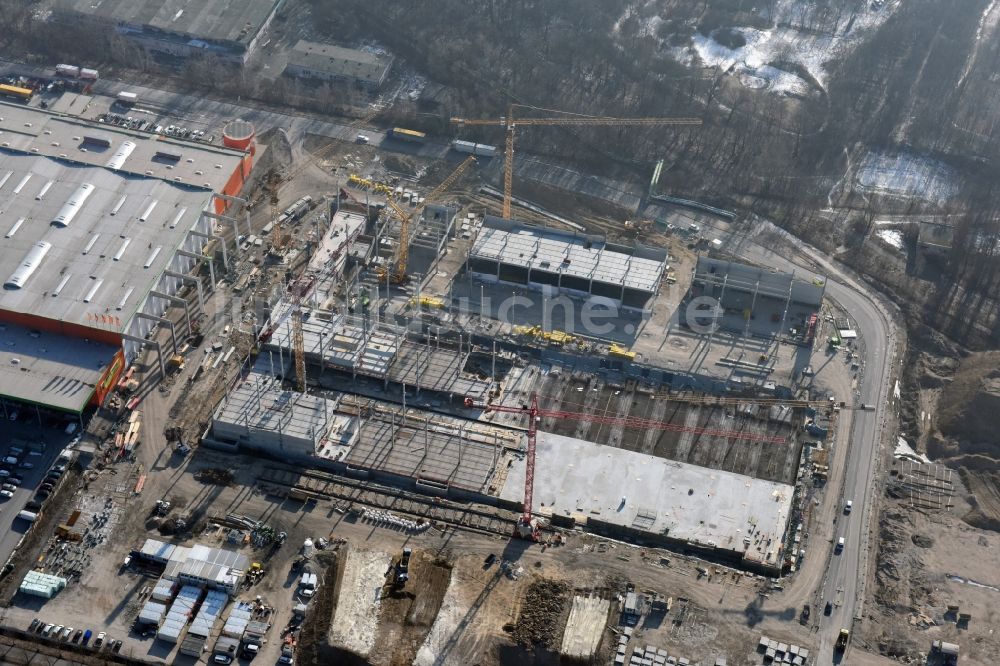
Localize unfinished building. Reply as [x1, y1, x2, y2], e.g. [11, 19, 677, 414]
[262, 311, 493, 401]
[499, 431, 794, 572]
[685, 257, 825, 339]
[468, 217, 667, 310]
[206, 373, 516, 497]
[205, 372, 795, 573]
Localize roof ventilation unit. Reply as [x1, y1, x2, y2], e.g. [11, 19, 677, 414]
[4, 241, 52, 289]
[51, 182, 94, 227]
[83, 279, 103, 303]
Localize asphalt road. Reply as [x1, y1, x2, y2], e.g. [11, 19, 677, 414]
[1, 58, 453, 166]
[725, 221, 897, 663]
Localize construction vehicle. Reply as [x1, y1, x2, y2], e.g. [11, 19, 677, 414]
[412, 295, 445, 309]
[376, 155, 477, 284]
[391, 547, 412, 588]
[835, 628, 850, 651]
[608, 343, 636, 361]
[512, 325, 575, 346]
[463, 393, 785, 539]
[451, 104, 701, 219]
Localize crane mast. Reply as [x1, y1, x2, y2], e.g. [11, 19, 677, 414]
[451, 104, 701, 219]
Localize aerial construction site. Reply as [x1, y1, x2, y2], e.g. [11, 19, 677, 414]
[0, 26, 899, 666]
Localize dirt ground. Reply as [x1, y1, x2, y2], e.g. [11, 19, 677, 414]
[370, 550, 452, 666]
[864, 469, 1000, 665]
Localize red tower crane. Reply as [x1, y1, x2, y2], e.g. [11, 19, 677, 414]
[464, 393, 788, 539]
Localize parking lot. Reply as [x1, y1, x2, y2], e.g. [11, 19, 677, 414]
[97, 108, 215, 143]
[0, 416, 79, 581]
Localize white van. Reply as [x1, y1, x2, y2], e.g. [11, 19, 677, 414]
[835, 537, 845, 553]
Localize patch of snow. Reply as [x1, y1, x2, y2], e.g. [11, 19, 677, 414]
[661, 0, 904, 95]
[327, 548, 392, 658]
[876, 229, 905, 251]
[687, 30, 811, 96]
[894, 436, 930, 463]
[856, 151, 959, 202]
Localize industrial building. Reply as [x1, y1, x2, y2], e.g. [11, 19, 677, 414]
[210, 374, 355, 458]
[205, 373, 793, 572]
[263, 311, 493, 401]
[52, 0, 286, 64]
[498, 431, 794, 572]
[0, 102, 253, 415]
[206, 373, 516, 496]
[469, 217, 668, 310]
[284, 40, 394, 90]
[690, 257, 825, 312]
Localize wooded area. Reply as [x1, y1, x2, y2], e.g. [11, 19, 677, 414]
[0, 0, 997, 346]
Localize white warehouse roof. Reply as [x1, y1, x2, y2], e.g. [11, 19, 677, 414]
[0, 150, 214, 332]
[471, 218, 666, 293]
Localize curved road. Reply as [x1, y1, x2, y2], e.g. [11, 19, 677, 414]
[724, 220, 898, 663]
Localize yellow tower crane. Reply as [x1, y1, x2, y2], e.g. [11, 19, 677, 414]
[450, 104, 702, 219]
[378, 154, 478, 284]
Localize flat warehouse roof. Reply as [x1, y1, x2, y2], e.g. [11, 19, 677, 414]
[288, 40, 392, 82]
[471, 218, 666, 293]
[0, 103, 246, 189]
[499, 431, 794, 569]
[0, 321, 117, 412]
[54, 0, 282, 47]
[0, 151, 214, 331]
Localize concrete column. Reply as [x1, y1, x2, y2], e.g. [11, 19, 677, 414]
[164, 270, 204, 311]
[136, 312, 178, 357]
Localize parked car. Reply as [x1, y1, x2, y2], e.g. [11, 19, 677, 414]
[0, 490, 14, 500]
[28, 618, 39, 632]
[7, 477, 21, 486]
[82, 629, 92, 645]
[112, 639, 123, 652]
[2, 483, 16, 492]
[61, 626, 73, 640]
[72, 629, 82, 643]
[94, 631, 106, 647]
[19, 461, 34, 469]
[42, 624, 54, 636]
[277, 656, 294, 665]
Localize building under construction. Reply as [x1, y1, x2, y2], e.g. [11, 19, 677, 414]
[262, 311, 494, 402]
[469, 217, 668, 310]
[206, 369, 796, 573]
